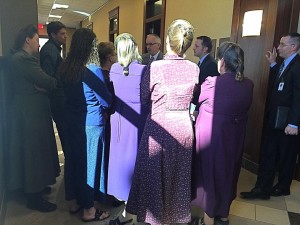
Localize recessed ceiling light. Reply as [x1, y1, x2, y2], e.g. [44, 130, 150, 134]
[73, 10, 90, 17]
[52, 3, 69, 9]
[49, 14, 62, 18]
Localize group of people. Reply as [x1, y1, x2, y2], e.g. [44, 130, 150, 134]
[5, 16, 300, 225]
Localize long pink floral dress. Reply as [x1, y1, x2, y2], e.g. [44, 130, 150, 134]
[127, 54, 199, 225]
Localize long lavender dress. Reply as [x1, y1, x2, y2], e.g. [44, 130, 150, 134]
[192, 73, 253, 217]
[107, 61, 147, 201]
[127, 54, 199, 225]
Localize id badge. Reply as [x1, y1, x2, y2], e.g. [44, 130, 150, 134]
[278, 82, 284, 91]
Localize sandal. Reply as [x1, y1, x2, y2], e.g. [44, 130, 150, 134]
[82, 209, 110, 222]
[214, 217, 229, 225]
[108, 217, 133, 225]
[188, 217, 200, 225]
[199, 217, 206, 225]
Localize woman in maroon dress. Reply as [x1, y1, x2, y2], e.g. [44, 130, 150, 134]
[126, 19, 199, 225]
[192, 42, 254, 225]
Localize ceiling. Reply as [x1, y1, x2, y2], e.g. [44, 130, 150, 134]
[37, 0, 109, 28]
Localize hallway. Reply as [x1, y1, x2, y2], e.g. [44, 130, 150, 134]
[3, 134, 300, 225]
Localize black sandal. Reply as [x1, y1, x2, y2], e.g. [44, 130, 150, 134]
[82, 209, 110, 222]
[214, 217, 229, 225]
[188, 217, 200, 225]
[108, 217, 133, 225]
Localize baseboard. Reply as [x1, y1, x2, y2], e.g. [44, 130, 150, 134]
[0, 188, 6, 225]
[241, 156, 259, 175]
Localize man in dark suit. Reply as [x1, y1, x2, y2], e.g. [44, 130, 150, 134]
[191, 36, 219, 118]
[240, 32, 300, 200]
[193, 36, 219, 84]
[142, 34, 163, 65]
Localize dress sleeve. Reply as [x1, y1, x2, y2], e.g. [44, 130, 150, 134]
[83, 66, 112, 109]
[14, 54, 57, 91]
[149, 62, 163, 102]
[140, 65, 151, 107]
[199, 77, 214, 105]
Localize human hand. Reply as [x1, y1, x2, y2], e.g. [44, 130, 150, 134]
[34, 84, 47, 93]
[265, 47, 277, 64]
[191, 110, 199, 121]
[284, 125, 298, 135]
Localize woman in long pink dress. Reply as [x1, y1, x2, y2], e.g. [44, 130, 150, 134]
[127, 19, 199, 225]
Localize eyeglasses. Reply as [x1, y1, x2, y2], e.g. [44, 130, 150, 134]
[146, 42, 158, 46]
[278, 42, 294, 47]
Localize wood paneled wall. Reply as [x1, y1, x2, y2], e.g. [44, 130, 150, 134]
[231, 0, 300, 178]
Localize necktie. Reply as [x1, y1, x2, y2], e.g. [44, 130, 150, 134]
[277, 62, 285, 79]
[149, 56, 155, 64]
[145, 56, 154, 75]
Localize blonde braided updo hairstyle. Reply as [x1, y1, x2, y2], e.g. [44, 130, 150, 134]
[166, 19, 194, 57]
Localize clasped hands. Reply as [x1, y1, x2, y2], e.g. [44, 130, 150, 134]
[285, 125, 298, 135]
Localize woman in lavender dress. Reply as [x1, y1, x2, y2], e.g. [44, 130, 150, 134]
[107, 33, 147, 224]
[192, 42, 254, 225]
[126, 19, 199, 225]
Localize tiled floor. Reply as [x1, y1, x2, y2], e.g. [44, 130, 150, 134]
[3, 132, 300, 225]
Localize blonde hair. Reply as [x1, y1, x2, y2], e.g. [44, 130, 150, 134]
[166, 19, 194, 57]
[114, 33, 142, 71]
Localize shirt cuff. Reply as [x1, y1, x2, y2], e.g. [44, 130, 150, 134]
[288, 124, 298, 129]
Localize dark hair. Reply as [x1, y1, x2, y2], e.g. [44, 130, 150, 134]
[59, 28, 97, 84]
[47, 21, 66, 38]
[98, 42, 115, 67]
[13, 24, 38, 52]
[197, 36, 213, 53]
[216, 42, 244, 81]
[283, 32, 300, 50]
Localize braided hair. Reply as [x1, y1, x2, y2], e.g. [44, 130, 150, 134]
[166, 19, 194, 57]
[216, 42, 244, 81]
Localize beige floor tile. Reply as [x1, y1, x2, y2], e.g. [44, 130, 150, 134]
[285, 194, 300, 214]
[230, 200, 255, 220]
[236, 170, 287, 211]
[256, 205, 290, 225]
[229, 215, 274, 225]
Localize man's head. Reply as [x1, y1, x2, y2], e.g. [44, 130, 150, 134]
[145, 34, 161, 56]
[277, 32, 300, 59]
[194, 36, 212, 59]
[47, 21, 67, 46]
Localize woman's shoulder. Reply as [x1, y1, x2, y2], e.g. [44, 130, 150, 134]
[12, 50, 32, 61]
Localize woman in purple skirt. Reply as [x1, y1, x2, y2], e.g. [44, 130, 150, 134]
[192, 42, 254, 225]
